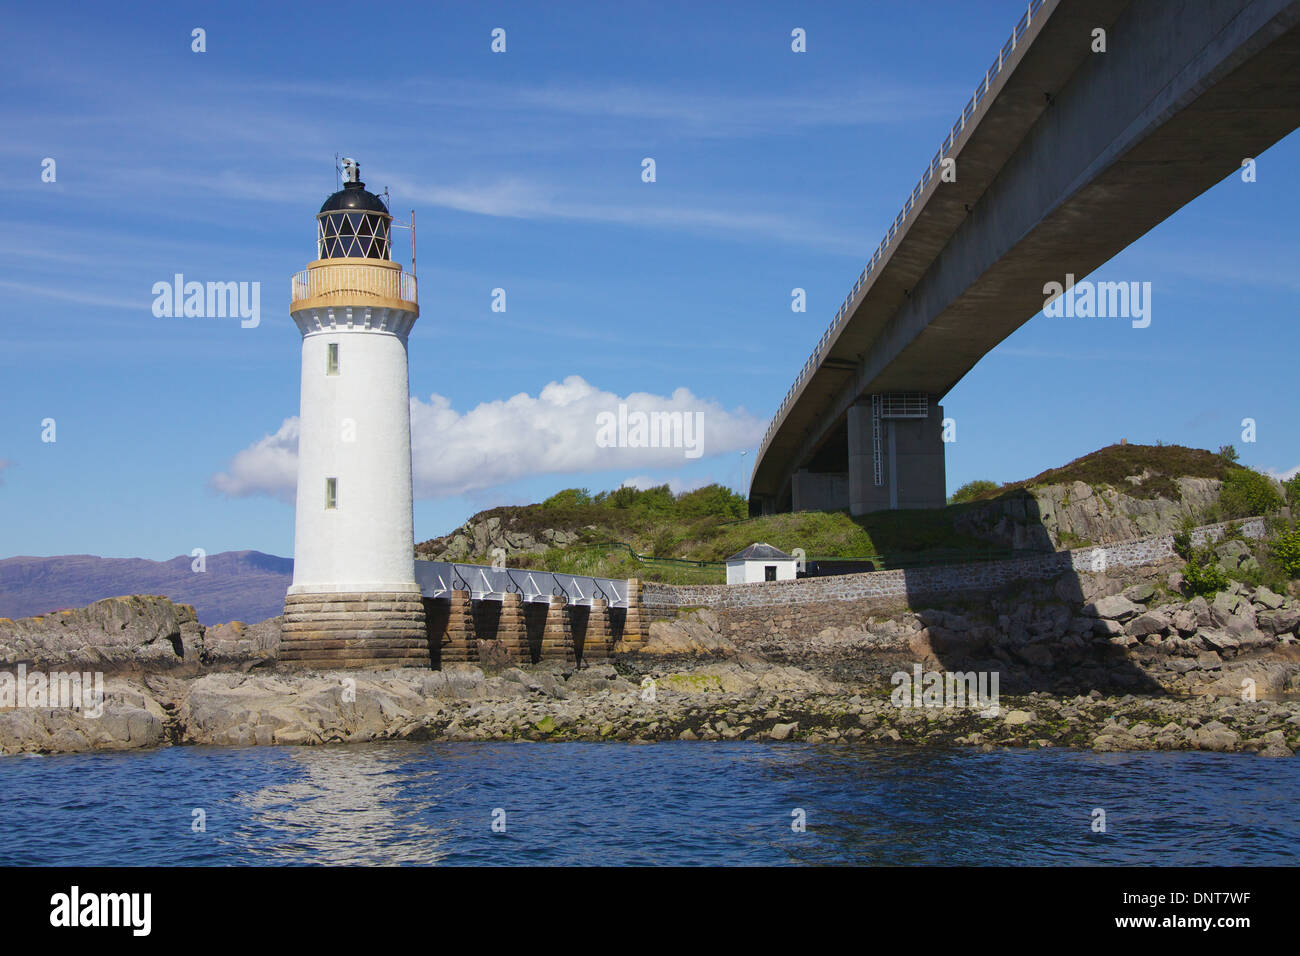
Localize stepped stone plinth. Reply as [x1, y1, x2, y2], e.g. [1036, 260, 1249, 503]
[280, 591, 429, 669]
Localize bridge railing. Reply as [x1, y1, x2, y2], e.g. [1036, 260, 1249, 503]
[757, 0, 1047, 467]
[414, 559, 629, 608]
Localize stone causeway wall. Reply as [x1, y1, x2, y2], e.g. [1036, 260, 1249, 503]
[641, 517, 1267, 615]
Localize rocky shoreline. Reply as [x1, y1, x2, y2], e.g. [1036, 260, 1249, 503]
[1, 652, 1297, 759]
[2, 548, 1298, 758]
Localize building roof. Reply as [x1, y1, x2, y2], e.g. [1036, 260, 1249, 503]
[726, 542, 795, 562]
[319, 180, 390, 215]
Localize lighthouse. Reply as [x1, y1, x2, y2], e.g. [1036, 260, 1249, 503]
[279, 159, 429, 669]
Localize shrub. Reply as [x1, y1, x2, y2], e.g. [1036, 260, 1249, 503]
[1172, 529, 1193, 561]
[1219, 468, 1284, 519]
[541, 488, 592, 509]
[1284, 474, 1300, 511]
[1273, 528, 1300, 579]
[1218, 444, 1240, 464]
[1182, 548, 1230, 598]
[676, 484, 747, 520]
[949, 479, 1000, 504]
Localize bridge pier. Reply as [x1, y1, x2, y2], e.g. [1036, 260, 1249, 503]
[579, 598, 612, 661]
[441, 589, 478, 663]
[542, 596, 576, 663]
[847, 396, 946, 515]
[497, 592, 531, 664]
[617, 579, 649, 651]
[792, 469, 849, 512]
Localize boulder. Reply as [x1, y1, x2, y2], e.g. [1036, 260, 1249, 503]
[1254, 587, 1286, 611]
[1083, 595, 1143, 622]
[202, 617, 280, 668]
[770, 721, 798, 741]
[1198, 630, 1240, 652]
[640, 609, 735, 656]
[1123, 583, 1157, 604]
[1258, 607, 1300, 636]
[1189, 721, 1240, 752]
[1126, 610, 1169, 638]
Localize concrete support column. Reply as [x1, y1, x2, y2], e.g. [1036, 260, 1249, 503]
[583, 599, 612, 661]
[846, 400, 877, 516]
[792, 468, 849, 512]
[497, 592, 531, 664]
[847, 398, 946, 515]
[441, 589, 478, 663]
[892, 402, 947, 511]
[541, 596, 575, 663]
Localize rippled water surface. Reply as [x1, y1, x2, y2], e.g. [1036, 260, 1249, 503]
[0, 743, 1295, 865]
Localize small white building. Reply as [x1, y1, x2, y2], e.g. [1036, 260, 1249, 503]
[726, 543, 798, 585]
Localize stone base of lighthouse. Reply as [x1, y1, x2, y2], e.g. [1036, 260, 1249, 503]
[279, 592, 429, 669]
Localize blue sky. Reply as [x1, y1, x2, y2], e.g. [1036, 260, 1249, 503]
[1, 0, 1296, 561]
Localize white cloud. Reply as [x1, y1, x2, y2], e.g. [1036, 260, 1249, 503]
[212, 376, 764, 502]
[1266, 463, 1300, 482]
[209, 419, 300, 502]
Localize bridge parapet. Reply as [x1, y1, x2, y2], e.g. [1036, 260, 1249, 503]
[414, 560, 629, 608]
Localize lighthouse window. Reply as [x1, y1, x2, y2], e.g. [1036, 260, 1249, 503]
[326, 343, 339, 375]
[325, 477, 337, 510]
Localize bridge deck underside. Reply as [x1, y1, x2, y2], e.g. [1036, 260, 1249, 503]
[751, 0, 1300, 510]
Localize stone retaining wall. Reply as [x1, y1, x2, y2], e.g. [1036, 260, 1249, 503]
[641, 518, 1267, 615]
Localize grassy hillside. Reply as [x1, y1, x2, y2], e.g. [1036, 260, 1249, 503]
[416, 444, 1286, 584]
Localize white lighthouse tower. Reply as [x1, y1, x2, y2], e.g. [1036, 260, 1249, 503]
[280, 159, 429, 669]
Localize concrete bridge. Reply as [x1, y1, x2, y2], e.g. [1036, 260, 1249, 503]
[748, 0, 1300, 517]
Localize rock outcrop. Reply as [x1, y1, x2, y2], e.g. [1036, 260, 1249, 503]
[955, 477, 1226, 550]
[0, 595, 204, 673]
[416, 515, 586, 562]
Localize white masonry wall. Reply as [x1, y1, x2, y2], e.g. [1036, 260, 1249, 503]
[288, 326, 419, 595]
[727, 559, 798, 585]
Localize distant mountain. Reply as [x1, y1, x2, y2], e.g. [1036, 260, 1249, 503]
[0, 550, 293, 626]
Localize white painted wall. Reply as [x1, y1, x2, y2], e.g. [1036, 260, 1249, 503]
[726, 559, 797, 585]
[288, 325, 419, 595]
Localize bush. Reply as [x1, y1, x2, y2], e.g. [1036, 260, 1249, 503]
[1172, 529, 1193, 561]
[541, 488, 592, 509]
[1284, 474, 1300, 511]
[1273, 528, 1300, 579]
[949, 479, 1000, 504]
[1218, 444, 1240, 464]
[1182, 548, 1230, 598]
[676, 484, 747, 520]
[1219, 468, 1284, 519]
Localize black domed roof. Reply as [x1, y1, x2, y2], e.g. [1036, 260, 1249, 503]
[319, 181, 390, 215]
